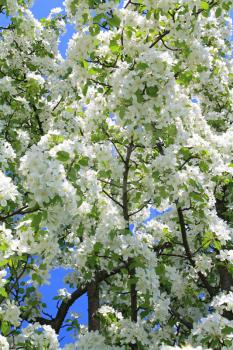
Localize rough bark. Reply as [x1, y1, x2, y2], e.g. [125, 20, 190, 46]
[87, 279, 100, 331]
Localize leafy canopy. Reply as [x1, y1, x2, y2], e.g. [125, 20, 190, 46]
[0, 0, 233, 349]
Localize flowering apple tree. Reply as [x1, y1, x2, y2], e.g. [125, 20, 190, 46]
[0, 0, 233, 349]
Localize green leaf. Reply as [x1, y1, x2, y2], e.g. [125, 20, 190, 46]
[27, 286, 36, 294]
[213, 240, 221, 251]
[135, 63, 149, 71]
[199, 160, 209, 173]
[109, 39, 121, 53]
[167, 125, 177, 138]
[1, 321, 10, 336]
[109, 15, 121, 27]
[190, 192, 205, 202]
[79, 156, 89, 167]
[202, 231, 213, 248]
[215, 7, 222, 17]
[135, 90, 145, 103]
[39, 263, 47, 270]
[82, 82, 89, 96]
[32, 212, 42, 231]
[32, 273, 43, 284]
[50, 134, 64, 144]
[89, 24, 100, 36]
[0, 241, 8, 252]
[0, 287, 7, 298]
[200, 1, 209, 10]
[146, 86, 158, 97]
[224, 340, 232, 347]
[56, 151, 70, 162]
[0, 259, 8, 268]
[93, 242, 103, 253]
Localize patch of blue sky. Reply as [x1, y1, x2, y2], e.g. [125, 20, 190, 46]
[12, 213, 23, 223]
[119, 0, 125, 8]
[208, 306, 214, 313]
[145, 206, 173, 224]
[206, 245, 215, 253]
[151, 323, 161, 332]
[191, 97, 199, 104]
[31, 0, 75, 57]
[39, 268, 88, 347]
[198, 292, 206, 301]
[0, 12, 10, 27]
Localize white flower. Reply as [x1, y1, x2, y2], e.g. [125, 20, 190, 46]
[6, 0, 19, 15]
[58, 288, 71, 300]
[17, 323, 59, 350]
[50, 7, 63, 15]
[0, 300, 21, 327]
[194, 255, 212, 276]
[98, 305, 115, 316]
[212, 292, 233, 314]
[0, 335, 9, 350]
[98, 305, 123, 320]
[217, 250, 233, 264]
[27, 72, 45, 86]
[0, 140, 16, 165]
[0, 171, 18, 207]
[0, 270, 7, 288]
[192, 313, 233, 341]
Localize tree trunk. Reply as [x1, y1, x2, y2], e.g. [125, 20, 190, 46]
[87, 279, 100, 331]
[129, 265, 138, 350]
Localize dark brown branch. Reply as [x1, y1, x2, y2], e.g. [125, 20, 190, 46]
[169, 308, 193, 330]
[149, 30, 170, 49]
[52, 97, 63, 112]
[31, 104, 44, 135]
[122, 141, 139, 350]
[98, 178, 121, 188]
[218, 265, 233, 292]
[102, 128, 126, 164]
[36, 263, 131, 333]
[130, 267, 137, 323]
[0, 205, 39, 222]
[161, 37, 180, 51]
[130, 265, 138, 350]
[177, 206, 216, 297]
[177, 207, 193, 261]
[110, 139, 126, 164]
[129, 199, 151, 217]
[159, 253, 187, 259]
[0, 205, 28, 222]
[124, 0, 141, 8]
[102, 188, 123, 208]
[122, 141, 134, 222]
[179, 156, 200, 170]
[88, 278, 100, 331]
[89, 78, 112, 88]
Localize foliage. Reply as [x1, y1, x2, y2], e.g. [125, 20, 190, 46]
[0, 0, 233, 349]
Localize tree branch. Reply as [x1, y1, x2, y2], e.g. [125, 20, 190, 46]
[177, 206, 216, 297]
[169, 308, 193, 330]
[36, 262, 132, 333]
[149, 30, 170, 49]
